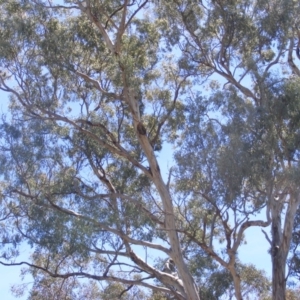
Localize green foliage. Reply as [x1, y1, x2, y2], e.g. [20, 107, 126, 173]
[1, 0, 300, 299]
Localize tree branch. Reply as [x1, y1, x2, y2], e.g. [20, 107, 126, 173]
[288, 37, 300, 76]
[0, 260, 171, 294]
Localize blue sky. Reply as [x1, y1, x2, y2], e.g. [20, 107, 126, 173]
[0, 88, 273, 298]
[157, 144, 273, 276]
[2, 1, 298, 297]
[0, 228, 272, 299]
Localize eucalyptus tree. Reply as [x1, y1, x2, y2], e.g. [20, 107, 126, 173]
[0, 0, 199, 299]
[1, 0, 300, 300]
[157, 0, 300, 299]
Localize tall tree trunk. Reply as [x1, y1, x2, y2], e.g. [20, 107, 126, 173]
[229, 265, 243, 300]
[271, 220, 286, 300]
[128, 93, 200, 300]
[271, 191, 300, 300]
[272, 250, 286, 300]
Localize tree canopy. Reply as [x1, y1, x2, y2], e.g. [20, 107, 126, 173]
[1, 0, 300, 299]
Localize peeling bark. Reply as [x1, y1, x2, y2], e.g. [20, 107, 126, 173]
[271, 191, 300, 300]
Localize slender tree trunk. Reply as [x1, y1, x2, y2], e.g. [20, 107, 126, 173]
[229, 265, 243, 300]
[272, 251, 286, 300]
[271, 191, 300, 300]
[127, 92, 200, 300]
[271, 220, 286, 300]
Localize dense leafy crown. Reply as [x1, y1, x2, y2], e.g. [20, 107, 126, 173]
[1, 0, 300, 299]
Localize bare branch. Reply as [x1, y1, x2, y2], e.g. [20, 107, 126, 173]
[128, 249, 186, 299]
[125, 0, 149, 31]
[115, 0, 128, 55]
[288, 37, 300, 76]
[75, 71, 121, 100]
[0, 260, 171, 294]
[232, 219, 271, 253]
[77, 2, 115, 53]
[261, 229, 272, 245]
